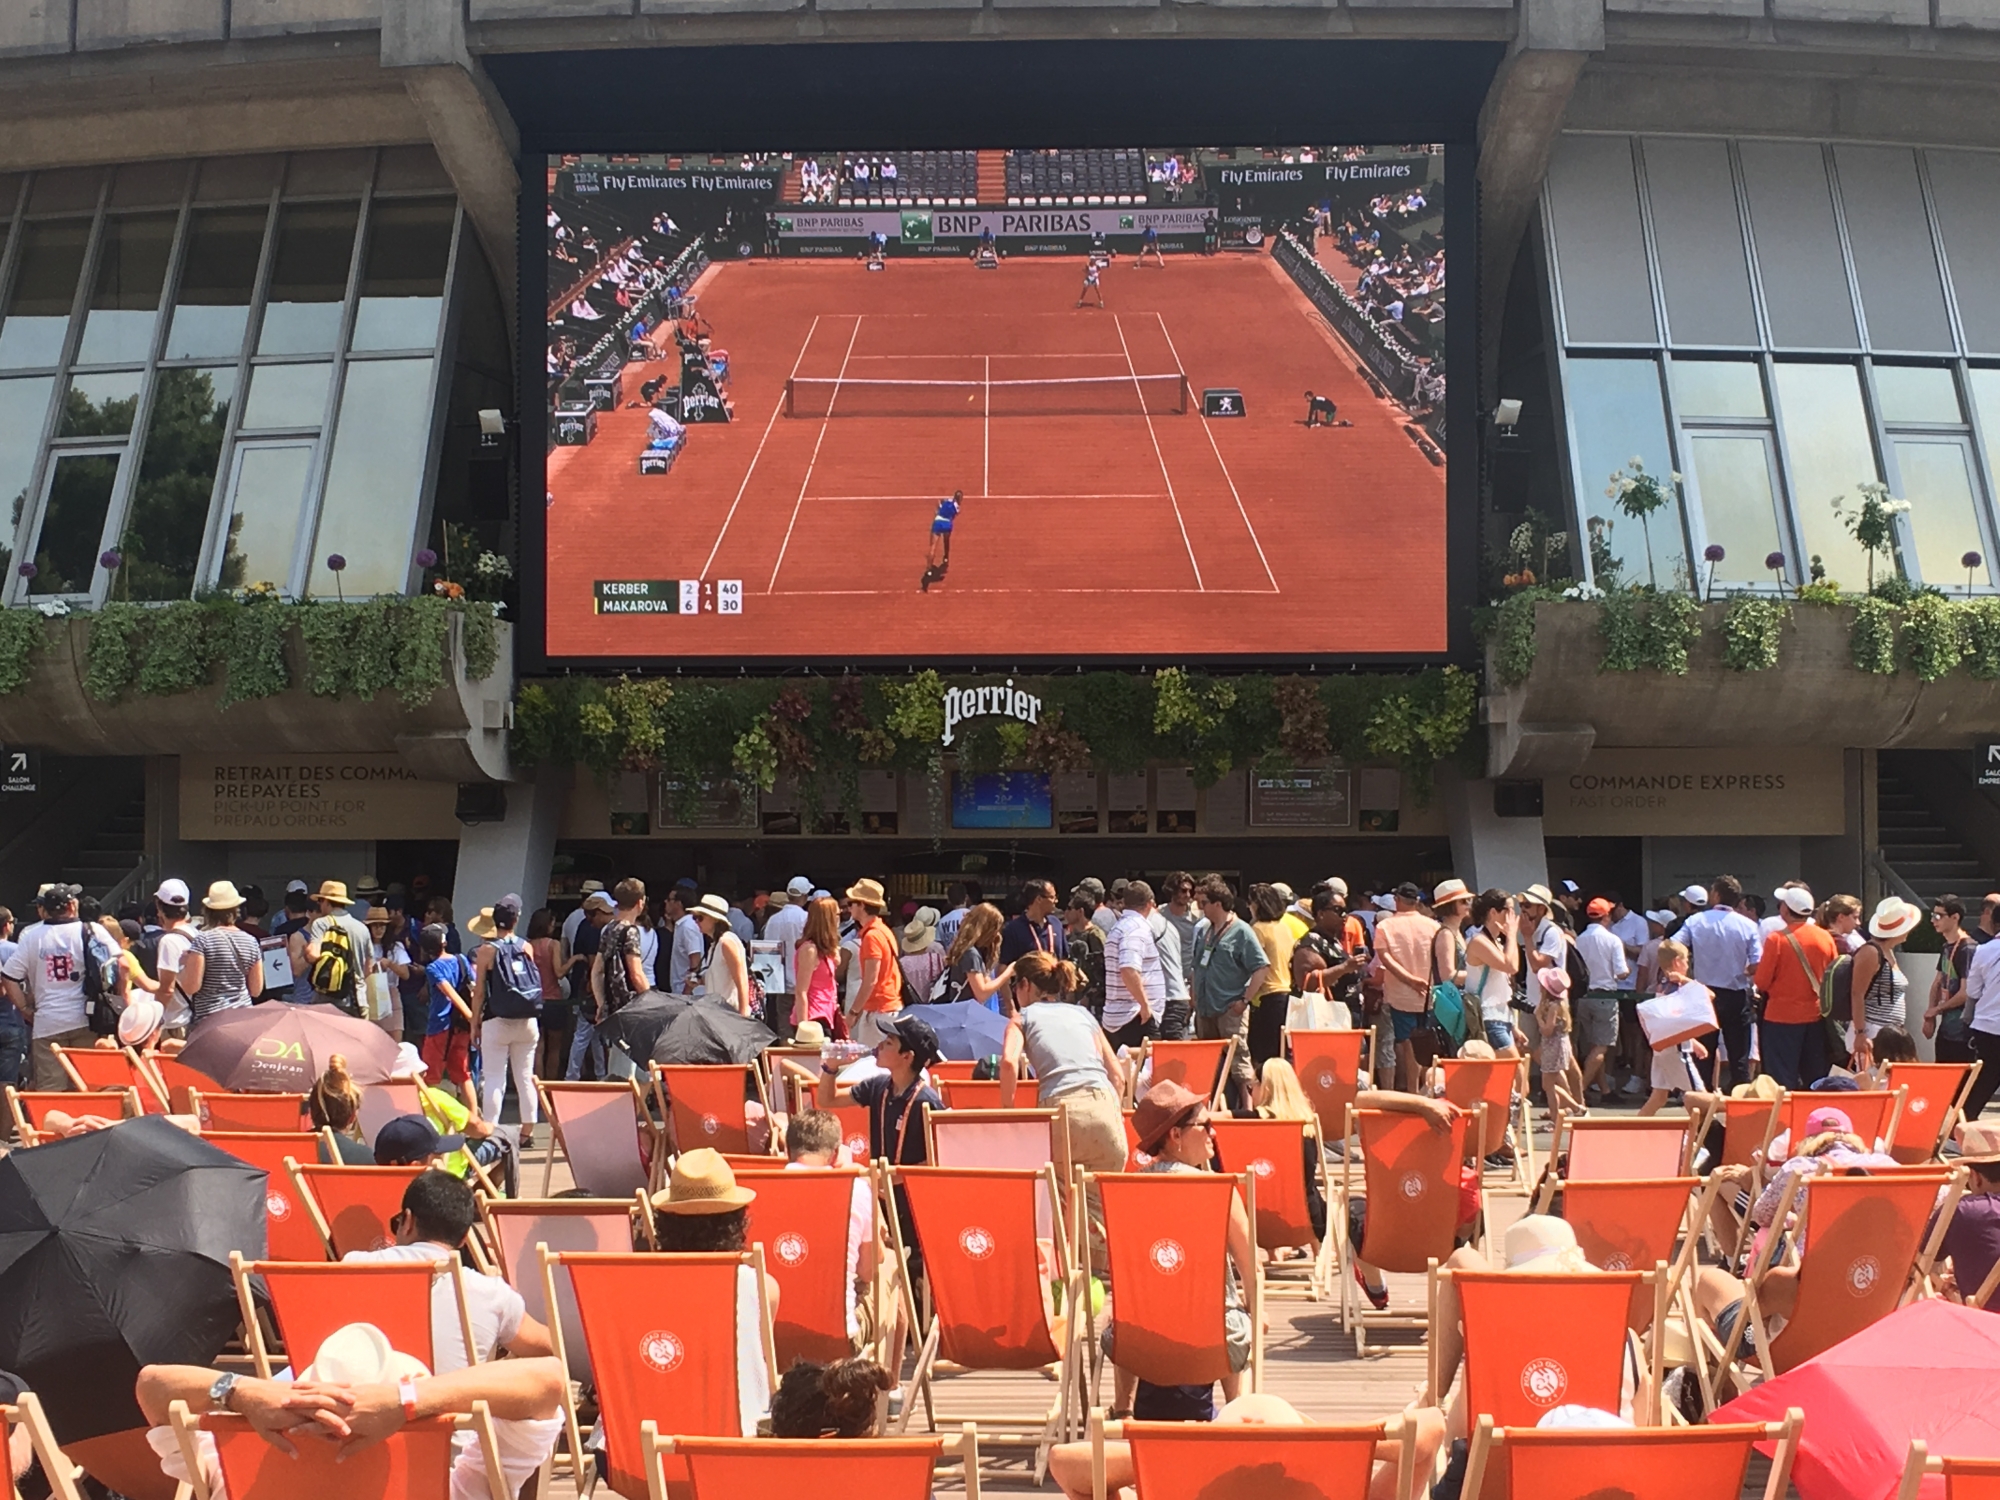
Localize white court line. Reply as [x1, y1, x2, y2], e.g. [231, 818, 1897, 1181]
[767, 585, 1278, 597]
[842, 352, 1131, 361]
[766, 314, 864, 593]
[1153, 310, 1280, 593]
[1113, 313, 1202, 591]
[804, 492, 1172, 503]
[695, 314, 822, 581]
[983, 354, 990, 497]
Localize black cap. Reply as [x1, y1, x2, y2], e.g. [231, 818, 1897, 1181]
[1394, 881, 1425, 902]
[880, 1013, 942, 1068]
[36, 883, 80, 911]
[374, 1113, 463, 1165]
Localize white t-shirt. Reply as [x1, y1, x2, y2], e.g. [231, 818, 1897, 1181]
[343, 1243, 526, 1372]
[762, 903, 807, 992]
[2, 919, 107, 1037]
[1609, 912, 1649, 990]
[699, 930, 747, 1011]
[637, 926, 659, 990]
[155, 927, 195, 1028]
[1576, 924, 1631, 992]
[1148, 910, 1188, 1002]
[1103, 911, 1162, 1031]
[670, 914, 705, 994]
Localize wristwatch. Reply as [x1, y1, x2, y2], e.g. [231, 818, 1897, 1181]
[208, 1372, 238, 1411]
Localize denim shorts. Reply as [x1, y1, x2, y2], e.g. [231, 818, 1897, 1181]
[1391, 1008, 1428, 1044]
[1483, 1020, 1515, 1052]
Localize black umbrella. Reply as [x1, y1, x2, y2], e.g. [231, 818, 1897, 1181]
[0, 1116, 267, 1443]
[599, 990, 696, 1063]
[651, 1002, 777, 1066]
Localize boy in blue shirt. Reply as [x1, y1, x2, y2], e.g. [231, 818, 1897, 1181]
[420, 922, 476, 1099]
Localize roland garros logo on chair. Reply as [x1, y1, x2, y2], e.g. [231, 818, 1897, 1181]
[701, 1114, 721, 1136]
[1520, 1358, 1568, 1407]
[959, 1226, 997, 1261]
[1847, 1254, 1882, 1297]
[1148, 1238, 1186, 1275]
[775, 1232, 809, 1267]
[640, 1330, 686, 1373]
[1399, 1172, 1427, 1199]
[266, 1191, 292, 1221]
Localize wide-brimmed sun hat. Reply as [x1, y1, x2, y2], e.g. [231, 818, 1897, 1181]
[1869, 896, 1922, 940]
[844, 878, 889, 910]
[299, 1322, 431, 1385]
[651, 1147, 756, 1215]
[694, 894, 732, 923]
[901, 907, 940, 953]
[201, 880, 246, 911]
[1432, 879, 1472, 907]
[316, 880, 352, 906]
[1133, 1079, 1207, 1157]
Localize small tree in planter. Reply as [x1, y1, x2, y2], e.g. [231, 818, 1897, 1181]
[1606, 458, 1680, 591]
[1832, 481, 1910, 594]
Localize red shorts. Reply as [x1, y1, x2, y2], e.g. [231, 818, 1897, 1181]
[421, 1028, 471, 1086]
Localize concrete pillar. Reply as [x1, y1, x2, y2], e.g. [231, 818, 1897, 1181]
[451, 765, 570, 920]
[381, 0, 521, 335]
[1475, 0, 1602, 410]
[1441, 764, 1549, 895]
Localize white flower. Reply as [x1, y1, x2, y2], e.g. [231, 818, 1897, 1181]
[1670, 472, 1683, 483]
[1630, 456, 1645, 469]
[1619, 478, 1636, 495]
[1563, 582, 1605, 600]
[1883, 499, 1911, 516]
[1604, 486, 1618, 499]
[32, 599, 69, 618]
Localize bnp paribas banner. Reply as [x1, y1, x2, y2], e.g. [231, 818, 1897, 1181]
[769, 205, 1215, 256]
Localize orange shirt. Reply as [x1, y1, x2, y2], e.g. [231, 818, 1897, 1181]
[1373, 910, 1441, 1013]
[856, 919, 903, 1013]
[1754, 919, 1838, 1025]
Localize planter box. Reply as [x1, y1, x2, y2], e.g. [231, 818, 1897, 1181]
[1485, 600, 2000, 778]
[0, 614, 515, 783]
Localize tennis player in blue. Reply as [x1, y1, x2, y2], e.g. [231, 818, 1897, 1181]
[921, 490, 963, 592]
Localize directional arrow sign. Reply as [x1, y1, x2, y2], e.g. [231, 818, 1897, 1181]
[0, 747, 35, 794]
[1983, 744, 2000, 790]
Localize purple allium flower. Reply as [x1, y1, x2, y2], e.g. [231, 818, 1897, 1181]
[1966, 552, 1984, 572]
[1704, 544, 1726, 563]
[16, 563, 36, 580]
[326, 554, 347, 572]
[99, 549, 122, 569]
[1765, 552, 1786, 572]
[415, 549, 438, 569]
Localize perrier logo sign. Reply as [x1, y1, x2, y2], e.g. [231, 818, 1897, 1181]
[900, 210, 934, 245]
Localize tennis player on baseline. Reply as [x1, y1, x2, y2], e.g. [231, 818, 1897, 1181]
[1076, 257, 1105, 309]
[921, 490, 963, 592]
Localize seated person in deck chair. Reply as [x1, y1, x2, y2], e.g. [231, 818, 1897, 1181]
[1346, 1092, 1485, 1312]
[136, 1324, 565, 1500]
[649, 1147, 782, 1321]
[767, 1357, 894, 1438]
[785, 1109, 907, 1371]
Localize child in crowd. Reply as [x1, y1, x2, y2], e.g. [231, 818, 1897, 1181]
[1854, 1024, 1918, 1088]
[1638, 939, 1708, 1117]
[1534, 967, 1584, 1119]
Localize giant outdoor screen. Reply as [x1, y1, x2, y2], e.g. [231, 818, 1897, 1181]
[539, 145, 1452, 662]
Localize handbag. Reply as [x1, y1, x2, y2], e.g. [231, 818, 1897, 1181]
[365, 968, 396, 1024]
[1429, 933, 1469, 1047]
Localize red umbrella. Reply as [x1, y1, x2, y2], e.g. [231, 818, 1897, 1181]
[174, 1000, 399, 1092]
[1714, 1299, 2000, 1500]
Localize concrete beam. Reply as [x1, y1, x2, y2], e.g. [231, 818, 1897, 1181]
[1475, 0, 1599, 412]
[452, 765, 571, 933]
[382, 0, 521, 332]
[1441, 764, 1549, 895]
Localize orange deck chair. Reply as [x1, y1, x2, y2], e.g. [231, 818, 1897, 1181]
[5, 1086, 140, 1145]
[1287, 1029, 1370, 1149]
[1537, 1116, 1692, 1208]
[52, 1045, 163, 1111]
[230, 1251, 478, 1377]
[1093, 1413, 1411, 1500]
[2, 1388, 85, 1500]
[1208, 1115, 1330, 1300]
[286, 1160, 427, 1258]
[926, 1109, 1065, 1238]
[1135, 1038, 1233, 1106]
[188, 1089, 307, 1133]
[928, 1060, 980, 1084]
[541, 1248, 778, 1500]
[650, 1063, 774, 1158]
[1886, 1062, 1980, 1163]
[1463, 1411, 1802, 1500]
[1338, 1105, 1480, 1350]
[143, 1054, 218, 1115]
[203, 1131, 337, 1262]
[1433, 1267, 1668, 1454]
[1777, 1087, 1907, 1156]
[650, 1433, 981, 1500]
[889, 1165, 1077, 1476]
[1698, 1093, 1783, 1171]
[535, 1077, 658, 1196]
[1732, 1168, 1964, 1379]
[1092, 1168, 1264, 1397]
[1558, 1176, 1712, 1330]
[736, 1166, 884, 1368]
[167, 1399, 505, 1500]
[1899, 1442, 2000, 1499]
[355, 1079, 428, 1151]
[937, 1078, 1040, 1110]
[481, 1193, 654, 1384]
[1438, 1056, 1535, 1192]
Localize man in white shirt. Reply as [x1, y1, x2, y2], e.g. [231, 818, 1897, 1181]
[1518, 885, 1568, 976]
[1139, 885, 1188, 1038]
[1, 884, 117, 1089]
[1960, 933, 2000, 1119]
[1606, 892, 1652, 1098]
[1575, 899, 1632, 1100]
[1103, 888, 1164, 1051]
[761, 877, 811, 1035]
[153, 879, 198, 1036]
[666, 881, 705, 994]
[1678, 875, 1764, 1089]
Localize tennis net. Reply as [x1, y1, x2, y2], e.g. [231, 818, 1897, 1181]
[784, 372, 1189, 418]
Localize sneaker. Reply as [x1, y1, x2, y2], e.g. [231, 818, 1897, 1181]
[1620, 1078, 1646, 1098]
[1483, 1151, 1515, 1171]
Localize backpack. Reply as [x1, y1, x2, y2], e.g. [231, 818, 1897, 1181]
[131, 927, 163, 981]
[485, 934, 544, 1020]
[1562, 933, 1593, 998]
[62, 921, 115, 1036]
[310, 921, 356, 996]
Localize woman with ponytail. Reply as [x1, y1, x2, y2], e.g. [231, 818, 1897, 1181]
[308, 1053, 375, 1163]
[1000, 949, 1130, 1268]
[768, 1357, 895, 1438]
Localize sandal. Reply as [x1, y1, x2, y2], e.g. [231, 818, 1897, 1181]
[1354, 1261, 1390, 1311]
[518, 1128, 535, 1149]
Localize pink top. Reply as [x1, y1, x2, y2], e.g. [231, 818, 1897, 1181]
[803, 952, 838, 1023]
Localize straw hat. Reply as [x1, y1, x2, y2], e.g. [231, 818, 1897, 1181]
[299, 1323, 431, 1385]
[316, 880, 352, 906]
[793, 1020, 828, 1049]
[119, 996, 164, 1047]
[901, 907, 940, 954]
[693, 894, 731, 923]
[651, 1148, 755, 1215]
[466, 907, 500, 940]
[1431, 879, 1472, 908]
[1728, 1074, 1784, 1104]
[1518, 884, 1554, 909]
[844, 878, 888, 911]
[1132, 1079, 1206, 1157]
[1868, 897, 1922, 941]
[201, 880, 246, 911]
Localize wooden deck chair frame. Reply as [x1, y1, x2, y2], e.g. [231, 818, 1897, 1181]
[1337, 1103, 1485, 1352]
[1536, 1115, 1696, 1209]
[1090, 1409, 1409, 1500]
[1438, 1056, 1537, 1195]
[284, 1158, 427, 1260]
[200, 1130, 340, 1263]
[884, 1164, 1079, 1481]
[539, 1246, 780, 1498]
[643, 1430, 982, 1500]
[647, 1062, 776, 1159]
[187, 1089, 309, 1133]
[534, 1077, 658, 1197]
[924, 1108, 1065, 1173]
[1284, 1027, 1373, 1150]
[168, 1398, 506, 1500]
[1885, 1061, 1981, 1163]
[51, 1044, 160, 1109]
[230, 1250, 481, 1378]
[1776, 1086, 1909, 1159]
[140, 1054, 215, 1115]
[1206, 1114, 1334, 1302]
[1899, 1439, 2000, 1500]
[1130, 1036, 1238, 1107]
[1732, 1166, 1965, 1382]
[1463, 1409, 1802, 1500]
[2, 1391, 86, 1500]
[4, 1085, 141, 1145]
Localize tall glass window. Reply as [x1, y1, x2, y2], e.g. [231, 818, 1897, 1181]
[1771, 362, 1879, 588]
[0, 375, 54, 578]
[166, 208, 266, 362]
[308, 358, 434, 596]
[0, 220, 89, 370]
[257, 203, 358, 357]
[75, 213, 174, 366]
[351, 200, 454, 353]
[1564, 356, 1687, 591]
[123, 367, 235, 600]
[28, 451, 121, 595]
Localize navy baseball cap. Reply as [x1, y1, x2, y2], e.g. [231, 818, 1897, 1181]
[879, 1013, 941, 1068]
[374, 1113, 463, 1165]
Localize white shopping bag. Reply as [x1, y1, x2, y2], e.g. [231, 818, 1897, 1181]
[1287, 990, 1352, 1033]
[1637, 980, 1717, 1051]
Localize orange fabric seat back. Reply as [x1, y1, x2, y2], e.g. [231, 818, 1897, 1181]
[899, 1167, 1059, 1369]
[1718, 1099, 1779, 1170]
[1490, 1423, 1762, 1500]
[1781, 1089, 1898, 1152]
[201, 1412, 458, 1499]
[485, 1201, 639, 1385]
[293, 1164, 426, 1257]
[205, 1133, 330, 1262]
[1289, 1031, 1366, 1146]
[195, 1091, 308, 1133]
[1098, 1171, 1237, 1386]
[1148, 1041, 1227, 1100]
[8, 1089, 127, 1131]
[1124, 1421, 1381, 1500]
[929, 1061, 979, 1083]
[1456, 1271, 1638, 1432]
[542, 1082, 652, 1197]
[1559, 1177, 1694, 1329]
[738, 1167, 869, 1367]
[1886, 1063, 1969, 1162]
[938, 1079, 1036, 1110]
[356, 1080, 428, 1151]
[255, 1260, 440, 1370]
[1355, 1109, 1471, 1274]
[826, 1103, 872, 1164]
[565, 1253, 751, 1500]
[1940, 1458, 2000, 1497]
[1121, 1110, 1152, 1171]
[54, 1046, 154, 1106]
[677, 1436, 942, 1500]
[1438, 1059, 1518, 1159]
[1208, 1117, 1315, 1250]
[1772, 1173, 1938, 1373]
[1563, 1119, 1686, 1180]
[658, 1065, 758, 1156]
[148, 1055, 218, 1114]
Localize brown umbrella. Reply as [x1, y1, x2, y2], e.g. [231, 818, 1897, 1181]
[174, 1000, 398, 1091]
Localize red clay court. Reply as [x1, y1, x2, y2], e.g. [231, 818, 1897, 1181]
[546, 253, 1445, 658]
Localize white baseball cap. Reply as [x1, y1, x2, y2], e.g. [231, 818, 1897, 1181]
[1680, 885, 1710, 906]
[1645, 909, 1675, 927]
[154, 879, 190, 906]
[1777, 887, 1815, 916]
[285, 879, 309, 894]
[786, 875, 813, 898]
[1324, 878, 1348, 898]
